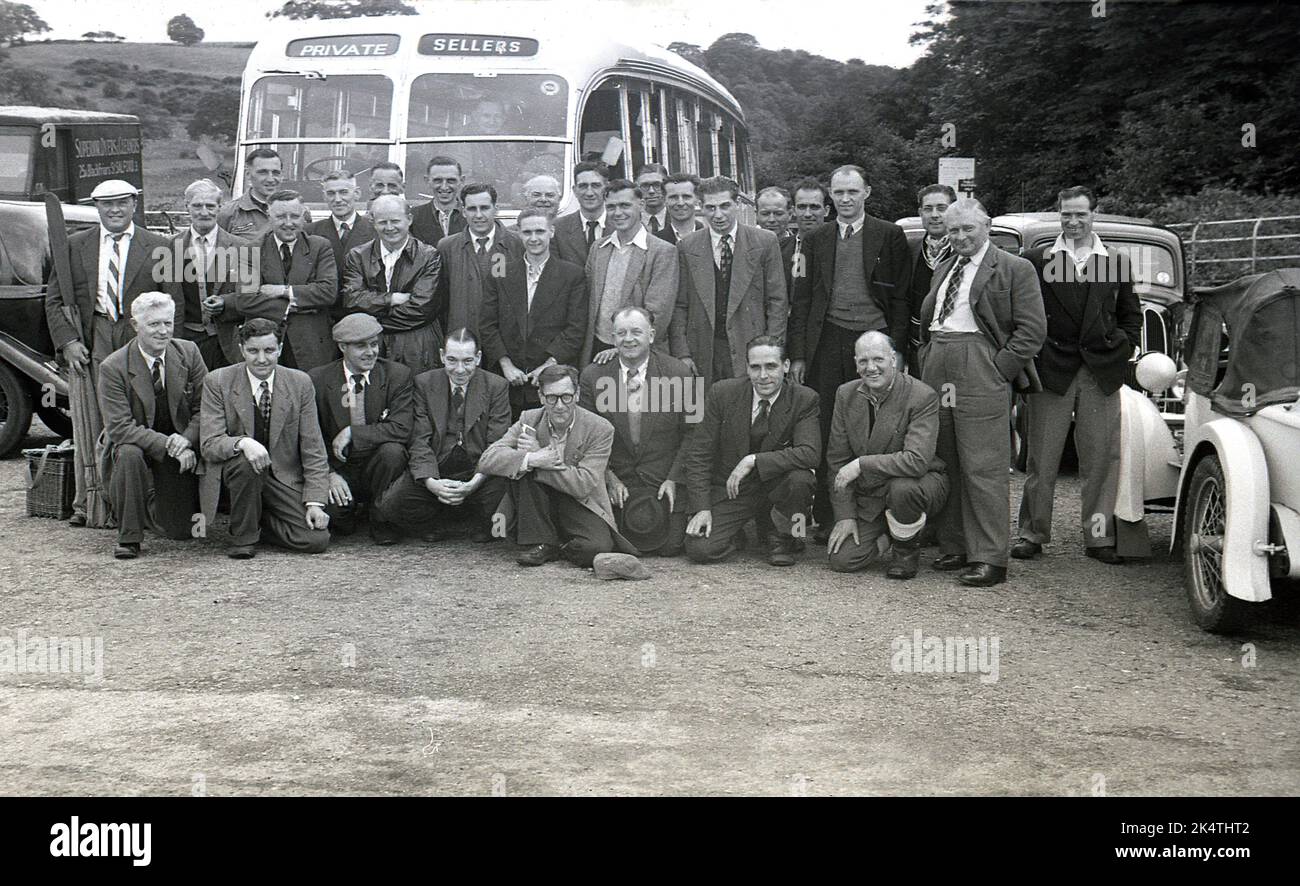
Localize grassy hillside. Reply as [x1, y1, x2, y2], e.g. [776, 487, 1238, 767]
[5, 41, 253, 210]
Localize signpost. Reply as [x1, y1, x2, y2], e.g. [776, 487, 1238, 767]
[939, 157, 976, 197]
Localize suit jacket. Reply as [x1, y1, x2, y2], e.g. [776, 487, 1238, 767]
[435, 223, 525, 336]
[308, 358, 414, 472]
[342, 236, 444, 333]
[479, 404, 635, 551]
[779, 232, 802, 305]
[578, 351, 696, 489]
[163, 227, 253, 365]
[682, 377, 820, 513]
[825, 373, 944, 524]
[671, 224, 787, 384]
[656, 219, 704, 246]
[308, 214, 377, 301]
[790, 215, 912, 362]
[479, 256, 587, 371]
[411, 202, 465, 248]
[408, 367, 511, 481]
[552, 210, 601, 267]
[918, 245, 1047, 392]
[1026, 244, 1142, 396]
[45, 225, 172, 351]
[98, 337, 208, 460]
[238, 231, 338, 370]
[581, 230, 680, 365]
[199, 363, 330, 505]
[906, 236, 947, 360]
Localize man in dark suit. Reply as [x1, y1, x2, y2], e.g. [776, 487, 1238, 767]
[785, 178, 830, 297]
[373, 327, 511, 542]
[635, 162, 670, 237]
[917, 198, 1046, 586]
[672, 176, 786, 387]
[164, 178, 254, 369]
[308, 171, 376, 309]
[480, 364, 638, 567]
[683, 336, 820, 566]
[658, 172, 704, 245]
[579, 306, 696, 556]
[906, 185, 957, 365]
[410, 156, 467, 247]
[1013, 186, 1142, 565]
[789, 165, 912, 540]
[825, 331, 948, 579]
[342, 195, 445, 376]
[238, 189, 338, 371]
[551, 161, 609, 266]
[480, 209, 587, 417]
[309, 313, 413, 545]
[45, 178, 170, 526]
[434, 183, 524, 339]
[97, 293, 207, 559]
[199, 317, 331, 558]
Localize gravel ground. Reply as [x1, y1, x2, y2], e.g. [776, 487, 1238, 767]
[1, 424, 1297, 796]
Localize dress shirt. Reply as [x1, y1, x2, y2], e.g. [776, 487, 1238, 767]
[751, 386, 782, 422]
[139, 343, 165, 388]
[709, 222, 740, 269]
[930, 240, 991, 334]
[647, 208, 668, 232]
[836, 214, 866, 240]
[580, 210, 607, 242]
[471, 226, 497, 253]
[1051, 232, 1108, 273]
[524, 255, 549, 309]
[380, 238, 407, 289]
[96, 223, 135, 317]
[620, 358, 649, 410]
[334, 212, 359, 240]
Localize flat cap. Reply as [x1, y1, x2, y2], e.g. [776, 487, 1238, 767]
[592, 553, 652, 581]
[331, 313, 384, 343]
[89, 179, 140, 200]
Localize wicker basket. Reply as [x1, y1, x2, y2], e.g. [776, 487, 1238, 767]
[24, 446, 76, 519]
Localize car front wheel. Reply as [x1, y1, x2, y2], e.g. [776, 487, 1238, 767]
[1183, 454, 1252, 632]
[0, 362, 34, 458]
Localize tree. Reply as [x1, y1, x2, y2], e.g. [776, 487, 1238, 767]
[0, 1, 48, 45]
[167, 14, 205, 46]
[186, 91, 241, 144]
[82, 31, 125, 42]
[269, 0, 417, 18]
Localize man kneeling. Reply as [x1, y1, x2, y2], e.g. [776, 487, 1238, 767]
[478, 364, 636, 567]
[825, 331, 948, 578]
[200, 317, 331, 557]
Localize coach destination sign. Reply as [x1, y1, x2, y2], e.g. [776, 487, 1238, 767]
[419, 34, 539, 56]
[287, 35, 400, 57]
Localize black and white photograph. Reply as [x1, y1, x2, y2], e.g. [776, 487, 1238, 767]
[0, 0, 1297, 849]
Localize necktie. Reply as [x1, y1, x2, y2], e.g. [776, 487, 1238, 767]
[258, 380, 272, 439]
[193, 235, 209, 301]
[749, 397, 770, 453]
[936, 256, 971, 326]
[339, 222, 350, 242]
[719, 233, 733, 278]
[841, 225, 853, 241]
[106, 233, 126, 319]
[451, 384, 466, 441]
[585, 220, 598, 246]
[349, 376, 366, 427]
[439, 210, 451, 236]
[626, 367, 642, 448]
[280, 242, 293, 276]
[151, 357, 164, 399]
[475, 236, 489, 256]
[649, 215, 660, 234]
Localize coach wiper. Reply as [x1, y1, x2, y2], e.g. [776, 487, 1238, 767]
[260, 69, 327, 80]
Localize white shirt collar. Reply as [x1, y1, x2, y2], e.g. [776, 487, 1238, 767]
[600, 224, 648, 251]
[618, 356, 649, 378]
[967, 239, 991, 267]
[650, 208, 668, 227]
[752, 385, 781, 415]
[188, 226, 216, 248]
[709, 222, 740, 248]
[380, 237, 408, 260]
[1051, 232, 1108, 262]
[247, 368, 275, 395]
[273, 234, 297, 252]
[335, 212, 359, 232]
[837, 214, 866, 237]
[470, 226, 496, 250]
[101, 223, 135, 241]
[344, 364, 371, 386]
[525, 253, 549, 277]
[580, 209, 607, 227]
[449, 374, 470, 395]
[138, 342, 164, 369]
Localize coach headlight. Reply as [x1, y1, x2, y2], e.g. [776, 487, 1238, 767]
[1135, 352, 1178, 393]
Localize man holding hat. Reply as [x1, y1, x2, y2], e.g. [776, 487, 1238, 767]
[308, 313, 413, 545]
[45, 178, 170, 525]
[342, 194, 445, 376]
[579, 305, 695, 556]
[372, 327, 511, 542]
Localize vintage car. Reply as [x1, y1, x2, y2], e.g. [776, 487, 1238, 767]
[1164, 269, 1300, 631]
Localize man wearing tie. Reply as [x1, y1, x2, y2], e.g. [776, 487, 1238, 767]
[551, 161, 609, 266]
[410, 156, 466, 247]
[199, 317, 331, 558]
[309, 314, 413, 545]
[917, 198, 1046, 587]
[433, 183, 524, 340]
[635, 163, 670, 237]
[373, 328, 511, 543]
[683, 336, 820, 567]
[658, 173, 704, 246]
[479, 209, 587, 417]
[238, 190, 338, 371]
[907, 185, 957, 365]
[308, 171, 376, 308]
[164, 178, 253, 369]
[97, 293, 208, 559]
[44, 178, 170, 526]
[579, 306, 696, 557]
[671, 176, 787, 387]
[342, 195, 445, 375]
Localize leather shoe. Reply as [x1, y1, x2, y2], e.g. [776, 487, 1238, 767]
[812, 524, 831, 545]
[68, 512, 87, 527]
[768, 536, 799, 567]
[958, 562, 1007, 587]
[932, 553, 969, 572]
[1086, 546, 1125, 565]
[113, 542, 139, 560]
[228, 545, 255, 559]
[1010, 539, 1042, 560]
[886, 538, 920, 580]
[470, 524, 495, 543]
[370, 524, 400, 546]
[517, 543, 561, 566]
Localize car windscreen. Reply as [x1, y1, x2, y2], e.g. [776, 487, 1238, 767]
[0, 129, 34, 194]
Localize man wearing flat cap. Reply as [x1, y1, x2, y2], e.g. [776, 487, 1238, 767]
[372, 327, 510, 543]
[579, 305, 695, 556]
[308, 313, 413, 545]
[45, 178, 171, 525]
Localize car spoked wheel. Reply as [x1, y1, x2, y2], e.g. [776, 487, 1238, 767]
[1182, 454, 1248, 632]
[0, 363, 34, 457]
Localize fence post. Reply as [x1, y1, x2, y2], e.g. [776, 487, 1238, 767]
[1189, 222, 1201, 284]
[1251, 217, 1262, 273]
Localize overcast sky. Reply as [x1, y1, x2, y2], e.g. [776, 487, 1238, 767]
[29, 0, 933, 68]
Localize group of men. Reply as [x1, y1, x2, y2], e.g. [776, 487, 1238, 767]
[47, 146, 1140, 587]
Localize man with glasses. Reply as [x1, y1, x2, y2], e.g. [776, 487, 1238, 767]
[479, 364, 637, 567]
[518, 174, 563, 224]
[635, 163, 671, 236]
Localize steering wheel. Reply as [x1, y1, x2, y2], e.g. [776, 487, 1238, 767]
[302, 156, 360, 182]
